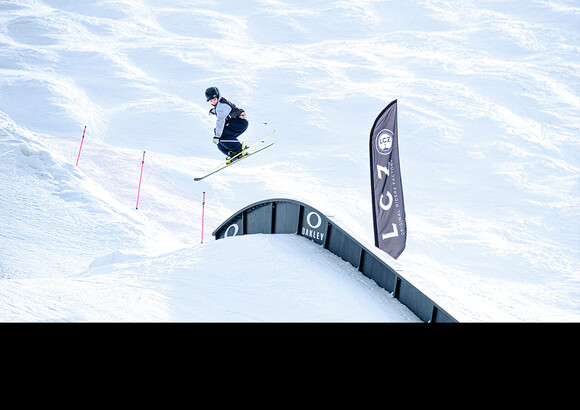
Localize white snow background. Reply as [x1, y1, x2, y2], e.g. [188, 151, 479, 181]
[0, 0, 578, 322]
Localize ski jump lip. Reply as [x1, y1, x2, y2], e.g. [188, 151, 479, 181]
[213, 197, 457, 323]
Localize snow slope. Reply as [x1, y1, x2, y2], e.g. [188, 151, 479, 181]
[1, 0, 578, 321]
[2, 233, 420, 322]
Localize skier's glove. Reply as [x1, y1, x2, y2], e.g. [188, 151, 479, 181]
[213, 136, 220, 144]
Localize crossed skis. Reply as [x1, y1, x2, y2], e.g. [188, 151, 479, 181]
[194, 129, 277, 181]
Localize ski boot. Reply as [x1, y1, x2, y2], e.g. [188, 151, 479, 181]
[225, 143, 249, 164]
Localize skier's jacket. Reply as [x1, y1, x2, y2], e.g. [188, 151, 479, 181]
[210, 97, 246, 138]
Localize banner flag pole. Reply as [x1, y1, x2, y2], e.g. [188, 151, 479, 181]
[369, 100, 407, 259]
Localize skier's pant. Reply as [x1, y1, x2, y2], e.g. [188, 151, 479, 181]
[217, 118, 249, 156]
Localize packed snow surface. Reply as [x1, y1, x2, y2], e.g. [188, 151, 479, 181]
[1, 0, 578, 321]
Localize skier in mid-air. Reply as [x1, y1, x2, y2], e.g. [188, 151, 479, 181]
[205, 86, 248, 162]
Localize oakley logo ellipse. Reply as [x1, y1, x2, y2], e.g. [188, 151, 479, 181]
[224, 223, 239, 237]
[301, 211, 325, 242]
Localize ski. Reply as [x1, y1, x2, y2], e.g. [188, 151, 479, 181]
[194, 129, 277, 181]
[194, 140, 277, 181]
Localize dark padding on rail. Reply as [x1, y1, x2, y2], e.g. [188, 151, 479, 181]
[213, 198, 456, 323]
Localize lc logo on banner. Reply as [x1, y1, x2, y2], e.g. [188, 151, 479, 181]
[369, 100, 407, 259]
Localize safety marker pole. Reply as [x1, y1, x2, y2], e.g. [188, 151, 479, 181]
[75, 126, 86, 166]
[136, 151, 145, 209]
[201, 192, 206, 244]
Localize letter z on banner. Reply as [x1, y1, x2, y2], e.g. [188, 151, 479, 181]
[369, 99, 407, 259]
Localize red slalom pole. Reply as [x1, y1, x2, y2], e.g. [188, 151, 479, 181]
[136, 151, 146, 209]
[201, 192, 206, 244]
[75, 126, 86, 166]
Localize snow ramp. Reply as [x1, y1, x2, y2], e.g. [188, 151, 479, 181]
[214, 199, 457, 323]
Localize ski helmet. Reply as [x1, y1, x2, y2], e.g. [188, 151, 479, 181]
[205, 86, 220, 101]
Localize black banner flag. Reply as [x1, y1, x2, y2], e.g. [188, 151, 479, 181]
[369, 100, 407, 259]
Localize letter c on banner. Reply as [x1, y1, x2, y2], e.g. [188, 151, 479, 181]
[379, 192, 393, 211]
[225, 224, 239, 237]
[306, 212, 322, 229]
